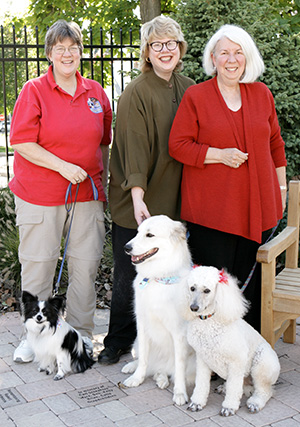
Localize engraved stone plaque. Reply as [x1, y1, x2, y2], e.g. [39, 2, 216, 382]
[0, 388, 26, 408]
[68, 382, 126, 407]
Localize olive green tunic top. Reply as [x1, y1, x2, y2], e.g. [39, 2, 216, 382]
[109, 69, 195, 229]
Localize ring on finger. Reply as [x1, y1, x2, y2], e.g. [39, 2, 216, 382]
[236, 163, 240, 167]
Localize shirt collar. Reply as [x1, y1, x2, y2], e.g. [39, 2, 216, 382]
[47, 65, 93, 95]
[146, 68, 175, 87]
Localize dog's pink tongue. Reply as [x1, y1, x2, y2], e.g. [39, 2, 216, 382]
[131, 255, 139, 263]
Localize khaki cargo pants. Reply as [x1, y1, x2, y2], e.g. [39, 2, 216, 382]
[15, 196, 106, 338]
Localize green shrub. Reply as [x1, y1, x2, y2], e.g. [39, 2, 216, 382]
[0, 188, 20, 310]
[175, 0, 300, 181]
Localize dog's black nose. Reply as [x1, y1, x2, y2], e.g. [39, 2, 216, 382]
[190, 304, 199, 312]
[36, 314, 43, 322]
[124, 243, 132, 254]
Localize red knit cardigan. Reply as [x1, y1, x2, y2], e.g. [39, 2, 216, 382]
[169, 77, 287, 243]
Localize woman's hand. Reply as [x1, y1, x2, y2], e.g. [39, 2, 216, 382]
[220, 148, 248, 168]
[131, 187, 151, 226]
[57, 162, 88, 185]
[204, 147, 248, 168]
[276, 166, 287, 214]
[280, 187, 287, 213]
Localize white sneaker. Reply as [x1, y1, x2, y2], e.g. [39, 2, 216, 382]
[82, 336, 93, 357]
[13, 340, 34, 363]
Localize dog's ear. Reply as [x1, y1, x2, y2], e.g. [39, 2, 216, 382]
[48, 295, 66, 314]
[21, 291, 38, 305]
[215, 269, 249, 324]
[170, 221, 187, 243]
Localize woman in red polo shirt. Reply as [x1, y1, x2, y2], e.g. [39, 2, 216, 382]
[169, 24, 287, 331]
[10, 20, 112, 362]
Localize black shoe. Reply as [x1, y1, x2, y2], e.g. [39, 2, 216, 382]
[211, 372, 220, 381]
[98, 346, 130, 365]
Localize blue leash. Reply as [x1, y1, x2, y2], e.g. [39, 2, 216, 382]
[53, 175, 98, 296]
[240, 220, 280, 293]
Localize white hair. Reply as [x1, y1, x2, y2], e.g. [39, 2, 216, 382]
[202, 24, 265, 83]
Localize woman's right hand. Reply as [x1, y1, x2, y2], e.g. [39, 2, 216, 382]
[131, 187, 151, 226]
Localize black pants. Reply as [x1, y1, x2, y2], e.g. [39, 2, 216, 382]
[103, 223, 137, 350]
[187, 222, 270, 332]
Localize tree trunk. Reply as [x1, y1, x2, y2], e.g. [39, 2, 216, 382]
[140, 0, 161, 23]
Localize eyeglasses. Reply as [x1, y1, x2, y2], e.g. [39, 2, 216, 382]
[52, 45, 80, 55]
[149, 40, 180, 52]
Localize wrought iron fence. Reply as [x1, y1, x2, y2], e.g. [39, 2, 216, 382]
[0, 25, 140, 186]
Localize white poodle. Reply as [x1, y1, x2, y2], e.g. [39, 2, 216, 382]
[185, 266, 280, 416]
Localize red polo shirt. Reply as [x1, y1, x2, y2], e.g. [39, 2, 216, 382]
[9, 66, 112, 205]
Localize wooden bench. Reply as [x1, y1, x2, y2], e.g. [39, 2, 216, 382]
[257, 180, 300, 348]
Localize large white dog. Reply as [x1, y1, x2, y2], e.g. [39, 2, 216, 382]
[121, 215, 195, 405]
[185, 266, 280, 416]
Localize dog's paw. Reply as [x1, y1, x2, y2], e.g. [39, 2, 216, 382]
[53, 373, 64, 381]
[153, 373, 169, 389]
[220, 407, 236, 417]
[38, 367, 45, 372]
[187, 401, 203, 412]
[173, 392, 188, 406]
[121, 360, 138, 374]
[247, 402, 260, 413]
[247, 396, 264, 413]
[46, 368, 53, 375]
[123, 374, 144, 388]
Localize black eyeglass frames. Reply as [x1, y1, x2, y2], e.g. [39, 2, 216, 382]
[149, 40, 180, 52]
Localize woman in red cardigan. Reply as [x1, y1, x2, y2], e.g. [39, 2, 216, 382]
[169, 24, 287, 331]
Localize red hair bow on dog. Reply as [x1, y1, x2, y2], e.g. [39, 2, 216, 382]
[219, 269, 229, 285]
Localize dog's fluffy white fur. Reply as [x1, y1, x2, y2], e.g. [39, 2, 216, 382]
[121, 215, 195, 405]
[22, 291, 94, 380]
[185, 266, 280, 416]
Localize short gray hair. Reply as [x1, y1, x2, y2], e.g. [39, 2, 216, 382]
[140, 16, 187, 73]
[202, 24, 264, 83]
[45, 20, 83, 61]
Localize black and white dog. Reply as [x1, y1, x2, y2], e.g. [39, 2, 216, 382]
[21, 291, 94, 380]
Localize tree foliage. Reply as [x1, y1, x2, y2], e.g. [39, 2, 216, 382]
[26, 0, 178, 35]
[175, 0, 300, 181]
[271, 0, 300, 33]
[27, 0, 140, 36]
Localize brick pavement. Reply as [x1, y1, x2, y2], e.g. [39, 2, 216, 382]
[0, 309, 300, 426]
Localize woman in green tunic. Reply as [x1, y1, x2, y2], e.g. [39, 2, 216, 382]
[98, 15, 194, 365]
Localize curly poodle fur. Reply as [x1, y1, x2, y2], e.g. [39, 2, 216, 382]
[185, 266, 280, 417]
